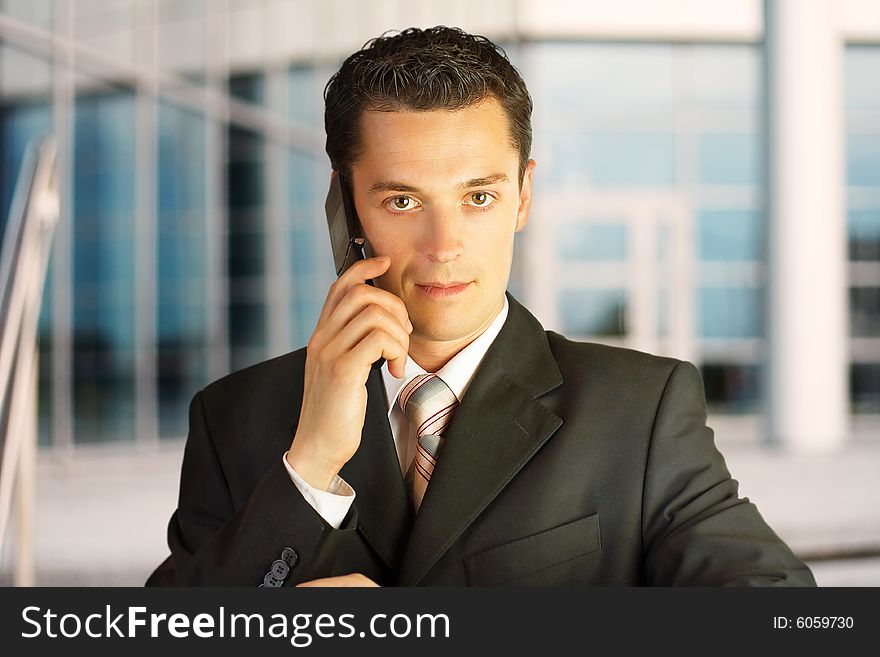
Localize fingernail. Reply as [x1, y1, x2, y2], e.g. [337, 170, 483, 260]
[406, 319, 413, 332]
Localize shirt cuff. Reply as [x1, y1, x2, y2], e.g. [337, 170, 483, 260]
[282, 451, 356, 529]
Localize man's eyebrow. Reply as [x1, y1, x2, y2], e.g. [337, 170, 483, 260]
[367, 173, 509, 195]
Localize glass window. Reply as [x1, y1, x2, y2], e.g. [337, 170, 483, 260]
[289, 66, 318, 127]
[558, 223, 627, 261]
[229, 73, 265, 106]
[74, 0, 135, 65]
[851, 363, 880, 414]
[850, 287, 880, 338]
[73, 89, 136, 443]
[845, 46, 880, 416]
[690, 45, 760, 109]
[700, 363, 761, 414]
[846, 134, 880, 187]
[157, 102, 207, 438]
[0, 45, 52, 232]
[698, 287, 762, 338]
[849, 210, 880, 261]
[697, 209, 762, 261]
[559, 288, 627, 337]
[157, 0, 206, 85]
[0, 0, 52, 29]
[845, 46, 880, 111]
[545, 131, 677, 187]
[530, 43, 676, 113]
[0, 44, 52, 444]
[227, 124, 266, 370]
[288, 150, 331, 347]
[698, 133, 759, 186]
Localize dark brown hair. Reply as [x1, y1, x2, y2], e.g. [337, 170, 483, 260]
[324, 26, 533, 187]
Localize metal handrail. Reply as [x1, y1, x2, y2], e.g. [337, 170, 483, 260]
[0, 137, 59, 586]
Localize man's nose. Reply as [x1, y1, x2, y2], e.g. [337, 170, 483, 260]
[421, 210, 463, 264]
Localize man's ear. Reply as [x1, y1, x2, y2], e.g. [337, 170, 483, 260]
[515, 159, 536, 233]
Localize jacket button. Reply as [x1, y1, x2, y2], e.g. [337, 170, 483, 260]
[263, 572, 284, 588]
[281, 547, 299, 568]
[271, 559, 289, 580]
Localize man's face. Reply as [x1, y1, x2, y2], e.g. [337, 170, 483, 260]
[349, 97, 535, 345]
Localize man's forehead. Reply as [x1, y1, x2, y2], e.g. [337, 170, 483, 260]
[353, 98, 518, 182]
[358, 98, 512, 147]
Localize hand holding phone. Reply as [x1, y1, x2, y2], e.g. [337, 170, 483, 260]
[325, 171, 386, 369]
[285, 174, 413, 491]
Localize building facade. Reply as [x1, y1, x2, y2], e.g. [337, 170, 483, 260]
[0, 0, 877, 453]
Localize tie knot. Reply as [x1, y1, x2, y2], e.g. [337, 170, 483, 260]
[397, 373, 459, 438]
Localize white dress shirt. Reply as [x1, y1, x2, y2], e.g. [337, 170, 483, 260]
[282, 295, 510, 529]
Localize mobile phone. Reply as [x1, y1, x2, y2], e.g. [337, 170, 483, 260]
[324, 171, 385, 370]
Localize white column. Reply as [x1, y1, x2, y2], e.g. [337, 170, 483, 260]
[765, 0, 849, 452]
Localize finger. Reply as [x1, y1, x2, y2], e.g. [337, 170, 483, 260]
[317, 256, 392, 328]
[327, 305, 411, 364]
[336, 328, 408, 381]
[323, 282, 412, 339]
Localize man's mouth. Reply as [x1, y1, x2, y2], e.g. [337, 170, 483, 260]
[415, 281, 472, 298]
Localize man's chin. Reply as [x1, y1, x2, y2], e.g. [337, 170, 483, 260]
[409, 315, 476, 344]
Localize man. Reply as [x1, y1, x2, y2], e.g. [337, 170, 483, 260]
[147, 26, 815, 587]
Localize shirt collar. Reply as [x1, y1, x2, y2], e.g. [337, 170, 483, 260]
[381, 294, 509, 418]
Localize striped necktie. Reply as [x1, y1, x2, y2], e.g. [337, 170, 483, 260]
[397, 373, 460, 512]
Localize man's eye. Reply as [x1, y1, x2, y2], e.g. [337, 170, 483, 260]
[468, 192, 494, 208]
[388, 196, 417, 212]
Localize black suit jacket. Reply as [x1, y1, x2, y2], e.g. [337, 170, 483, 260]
[147, 292, 816, 586]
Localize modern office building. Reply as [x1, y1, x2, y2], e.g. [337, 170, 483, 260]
[0, 0, 877, 457]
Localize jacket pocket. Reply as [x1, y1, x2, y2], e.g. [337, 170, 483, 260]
[464, 513, 601, 586]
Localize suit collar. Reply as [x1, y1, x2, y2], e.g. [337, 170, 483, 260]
[396, 292, 564, 585]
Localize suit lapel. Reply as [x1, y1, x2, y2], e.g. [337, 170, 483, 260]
[339, 367, 414, 573]
[397, 293, 564, 586]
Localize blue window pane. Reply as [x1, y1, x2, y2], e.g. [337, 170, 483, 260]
[849, 209, 880, 261]
[227, 124, 266, 368]
[558, 223, 627, 261]
[0, 98, 52, 436]
[847, 134, 880, 187]
[157, 102, 207, 438]
[289, 151, 323, 346]
[845, 47, 880, 111]
[289, 66, 317, 126]
[288, 148, 316, 211]
[697, 209, 762, 261]
[698, 133, 759, 186]
[0, 102, 51, 240]
[546, 132, 676, 187]
[559, 288, 627, 337]
[73, 91, 136, 443]
[698, 287, 762, 338]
